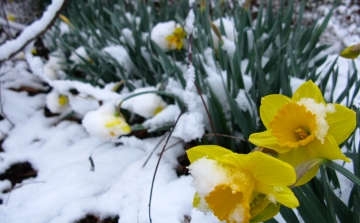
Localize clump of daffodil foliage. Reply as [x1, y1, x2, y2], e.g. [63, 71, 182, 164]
[38, 0, 360, 222]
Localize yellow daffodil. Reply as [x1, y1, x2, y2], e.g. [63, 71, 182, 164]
[249, 80, 356, 185]
[7, 13, 16, 22]
[46, 90, 70, 114]
[187, 145, 299, 223]
[340, 43, 360, 59]
[82, 103, 131, 140]
[151, 21, 186, 51]
[58, 95, 69, 106]
[165, 26, 186, 50]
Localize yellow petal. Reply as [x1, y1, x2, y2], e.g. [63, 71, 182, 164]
[220, 152, 296, 186]
[260, 94, 291, 128]
[277, 147, 312, 168]
[250, 202, 280, 223]
[292, 80, 325, 104]
[306, 135, 351, 163]
[326, 104, 356, 145]
[249, 131, 292, 153]
[186, 145, 233, 163]
[277, 147, 319, 186]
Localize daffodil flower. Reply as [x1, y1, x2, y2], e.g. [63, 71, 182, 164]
[249, 80, 356, 185]
[82, 102, 131, 140]
[165, 26, 186, 50]
[151, 21, 186, 51]
[7, 13, 16, 22]
[46, 90, 70, 114]
[340, 43, 360, 59]
[187, 145, 299, 223]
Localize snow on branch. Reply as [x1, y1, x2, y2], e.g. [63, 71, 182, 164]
[0, 0, 67, 62]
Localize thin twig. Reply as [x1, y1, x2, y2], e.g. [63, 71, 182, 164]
[204, 133, 246, 141]
[148, 105, 186, 223]
[0, 1, 12, 39]
[142, 132, 168, 168]
[185, 11, 219, 145]
[195, 83, 219, 145]
[0, 76, 14, 127]
[163, 140, 183, 152]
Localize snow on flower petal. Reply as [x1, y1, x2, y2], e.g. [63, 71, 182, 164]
[46, 89, 70, 114]
[82, 102, 131, 140]
[121, 87, 167, 119]
[151, 21, 186, 51]
[249, 80, 355, 185]
[187, 145, 298, 223]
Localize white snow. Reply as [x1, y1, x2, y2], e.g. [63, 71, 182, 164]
[297, 98, 335, 143]
[121, 87, 168, 119]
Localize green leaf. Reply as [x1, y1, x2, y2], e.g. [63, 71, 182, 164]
[280, 206, 300, 223]
[293, 185, 333, 223]
[324, 161, 360, 187]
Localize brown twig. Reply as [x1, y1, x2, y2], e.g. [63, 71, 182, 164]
[185, 14, 219, 145]
[204, 133, 246, 141]
[148, 105, 186, 223]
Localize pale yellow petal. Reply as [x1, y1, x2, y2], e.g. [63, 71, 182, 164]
[326, 104, 356, 145]
[292, 80, 325, 103]
[186, 145, 233, 163]
[271, 186, 299, 208]
[249, 130, 292, 153]
[260, 94, 291, 129]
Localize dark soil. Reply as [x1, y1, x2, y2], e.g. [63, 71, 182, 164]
[0, 162, 37, 190]
[75, 214, 119, 223]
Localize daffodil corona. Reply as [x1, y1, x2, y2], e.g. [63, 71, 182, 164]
[187, 145, 299, 223]
[249, 80, 356, 185]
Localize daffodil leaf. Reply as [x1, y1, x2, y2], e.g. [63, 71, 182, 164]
[354, 197, 360, 223]
[319, 167, 336, 222]
[293, 185, 332, 223]
[280, 206, 300, 223]
[324, 161, 360, 187]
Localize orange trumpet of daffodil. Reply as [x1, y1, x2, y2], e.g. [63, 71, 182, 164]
[249, 80, 356, 185]
[187, 145, 299, 223]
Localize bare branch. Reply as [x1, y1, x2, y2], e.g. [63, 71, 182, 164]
[0, 0, 68, 62]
